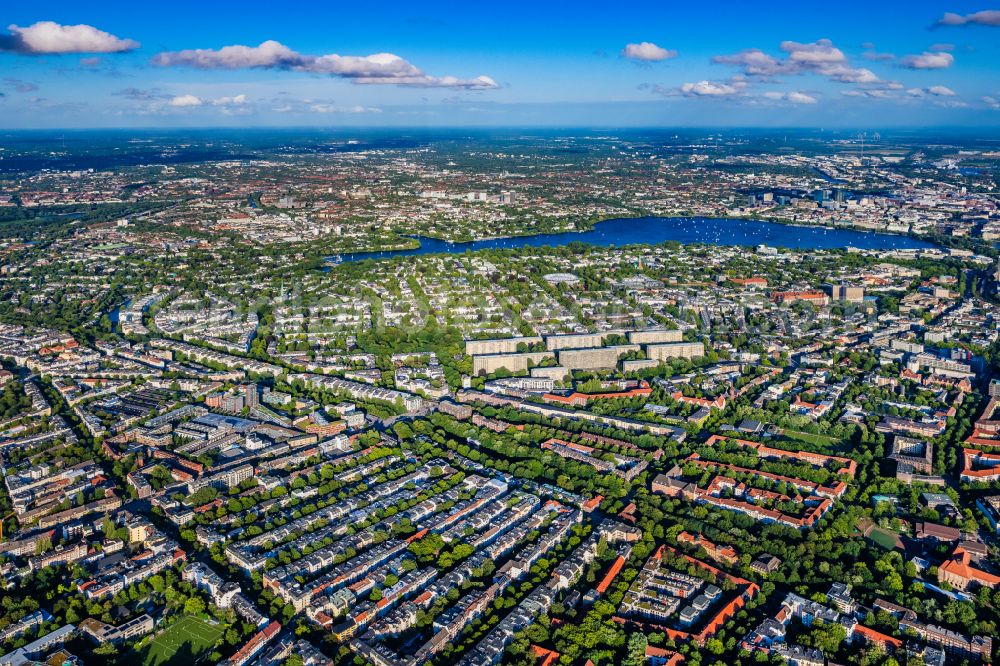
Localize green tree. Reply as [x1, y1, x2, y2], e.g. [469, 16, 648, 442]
[184, 596, 206, 615]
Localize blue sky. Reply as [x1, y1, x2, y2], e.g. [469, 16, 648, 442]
[1, 0, 999, 128]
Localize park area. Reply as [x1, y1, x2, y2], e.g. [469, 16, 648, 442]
[779, 429, 838, 448]
[864, 525, 904, 551]
[142, 616, 222, 666]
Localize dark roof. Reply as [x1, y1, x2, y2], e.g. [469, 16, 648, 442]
[915, 521, 960, 541]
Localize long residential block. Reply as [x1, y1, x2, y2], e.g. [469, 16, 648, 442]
[465, 337, 543, 356]
[558, 345, 639, 371]
[647, 342, 705, 362]
[472, 352, 553, 376]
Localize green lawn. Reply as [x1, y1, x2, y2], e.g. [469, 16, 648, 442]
[780, 429, 837, 447]
[142, 616, 222, 666]
[866, 527, 901, 551]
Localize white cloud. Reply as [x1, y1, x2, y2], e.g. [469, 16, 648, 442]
[907, 86, 955, 98]
[1, 21, 138, 54]
[269, 98, 382, 114]
[762, 90, 817, 104]
[310, 52, 422, 78]
[114, 87, 167, 101]
[152, 40, 498, 89]
[621, 42, 677, 62]
[713, 39, 884, 86]
[818, 63, 878, 83]
[145, 93, 253, 114]
[308, 103, 382, 114]
[842, 89, 894, 99]
[898, 51, 954, 69]
[787, 91, 818, 104]
[354, 74, 497, 89]
[153, 40, 300, 69]
[712, 48, 793, 77]
[852, 84, 960, 104]
[780, 39, 845, 65]
[168, 94, 202, 107]
[678, 79, 746, 97]
[211, 94, 248, 106]
[927, 85, 956, 96]
[935, 10, 1000, 27]
[983, 96, 1000, 110]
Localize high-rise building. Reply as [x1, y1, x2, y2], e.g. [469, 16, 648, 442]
[827, 284, 865, 303]
[242, 383, 258, 409]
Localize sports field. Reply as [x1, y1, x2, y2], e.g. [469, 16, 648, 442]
[865, 526, 902, 551]
[142, 616, 222, 666]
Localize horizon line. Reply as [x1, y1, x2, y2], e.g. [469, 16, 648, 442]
[4, 124, 1000, 133]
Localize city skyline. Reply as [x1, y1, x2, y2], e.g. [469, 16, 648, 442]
[2, 0, 1000, 128]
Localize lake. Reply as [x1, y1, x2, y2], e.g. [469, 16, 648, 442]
[332, 216, 937, 264]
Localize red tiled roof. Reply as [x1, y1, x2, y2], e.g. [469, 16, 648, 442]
[596, 554, 626, 595]
[530, 645, 561, 666]
[854, 624, 903, 650]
